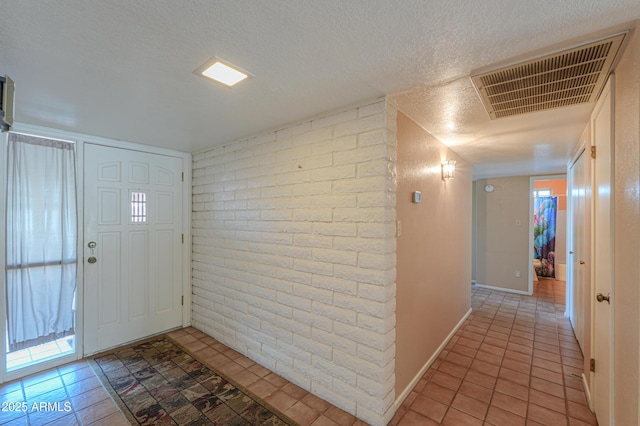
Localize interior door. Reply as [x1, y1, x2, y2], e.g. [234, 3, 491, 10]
[591, 77, 614, 426]
[84, 143, 184, 354]
[569, 150, 586, 350]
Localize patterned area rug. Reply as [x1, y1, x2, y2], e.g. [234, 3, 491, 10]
[90, 336, 294, 425]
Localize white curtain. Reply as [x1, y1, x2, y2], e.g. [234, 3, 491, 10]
[5, 133, 77, 352]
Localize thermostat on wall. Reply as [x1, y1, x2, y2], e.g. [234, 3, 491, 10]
[412, 191, 421, 203]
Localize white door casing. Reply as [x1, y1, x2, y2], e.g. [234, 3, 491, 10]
[84, 143, 184, 355]
[591, 77, 614, 426]
[569, 149, 587, 351]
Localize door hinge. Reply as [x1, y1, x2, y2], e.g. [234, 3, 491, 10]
[182, 172, 184, 182]
[182, 234, 184, 244]
[590, 358, 596, 372]
[591, 146, 596, 159]
[181, 295, 184, 306]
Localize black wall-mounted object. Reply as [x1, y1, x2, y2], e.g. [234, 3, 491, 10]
[0, 75, 15, 132]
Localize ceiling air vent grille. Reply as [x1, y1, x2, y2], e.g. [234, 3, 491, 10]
[471, 33, 626, 119]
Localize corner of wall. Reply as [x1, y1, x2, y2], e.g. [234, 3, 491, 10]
[394, 109, 473, 411]
[192, 98, 398, 426]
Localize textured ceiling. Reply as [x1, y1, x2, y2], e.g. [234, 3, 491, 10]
[1, 1, 639, 178]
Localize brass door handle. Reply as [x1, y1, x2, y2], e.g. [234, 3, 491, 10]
[580, 260, 585, 264]
[88, 256, 97, 264]
[596, 293, 610, 304]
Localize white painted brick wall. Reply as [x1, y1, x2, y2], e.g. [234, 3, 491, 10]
[192, 98, 397, 426]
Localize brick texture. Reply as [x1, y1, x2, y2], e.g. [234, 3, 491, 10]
[192, 98, 397, 426]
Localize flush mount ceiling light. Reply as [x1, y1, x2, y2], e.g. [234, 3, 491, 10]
[194, 57, 253, 87]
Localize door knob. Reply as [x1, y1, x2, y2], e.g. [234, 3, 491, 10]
[596, 293, 610, 304]
[579, 260, 585, 264]
[88, 256, 97, 264]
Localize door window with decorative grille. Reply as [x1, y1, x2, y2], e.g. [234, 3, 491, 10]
[130, 191, 147, 223]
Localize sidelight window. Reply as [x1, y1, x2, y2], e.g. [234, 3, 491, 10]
[5, 133, 77, 371]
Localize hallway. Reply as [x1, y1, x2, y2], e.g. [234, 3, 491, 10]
[391, 279, 598, 425]
[0, 279, 599, 425]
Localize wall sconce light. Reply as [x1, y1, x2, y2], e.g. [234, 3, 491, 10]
[442, 160, 456, 180]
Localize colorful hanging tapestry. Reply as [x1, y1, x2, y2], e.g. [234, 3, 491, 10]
[533, 196, 557, 278]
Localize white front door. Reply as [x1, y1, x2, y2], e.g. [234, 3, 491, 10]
[591, 77, 614, 426]
[84, 143, 184, 354]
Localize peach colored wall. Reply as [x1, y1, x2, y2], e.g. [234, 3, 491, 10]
[395, 111, 472, 396]
[534, 177, 567, 265]
[534, 179, 567, 210]
[612, 27, 640, 424]
[475, 176, 530, 293]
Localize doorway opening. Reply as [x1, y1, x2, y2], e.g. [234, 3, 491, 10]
[529, 175, 567, 293]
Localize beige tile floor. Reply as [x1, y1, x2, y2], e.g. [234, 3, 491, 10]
[389, 279, 597, 426]
[1, 279, 593, 426]
[0, 329, 364, 426]
[167, 328, 366, 426]
[0, 359, 129, 426]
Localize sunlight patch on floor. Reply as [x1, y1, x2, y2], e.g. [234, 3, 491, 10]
[6, 336, 75, 371]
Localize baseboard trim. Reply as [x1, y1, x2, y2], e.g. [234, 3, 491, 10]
[391, 308, 472, 415]
[582, 373, 594, 411]
[474, 283, 531, 295]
